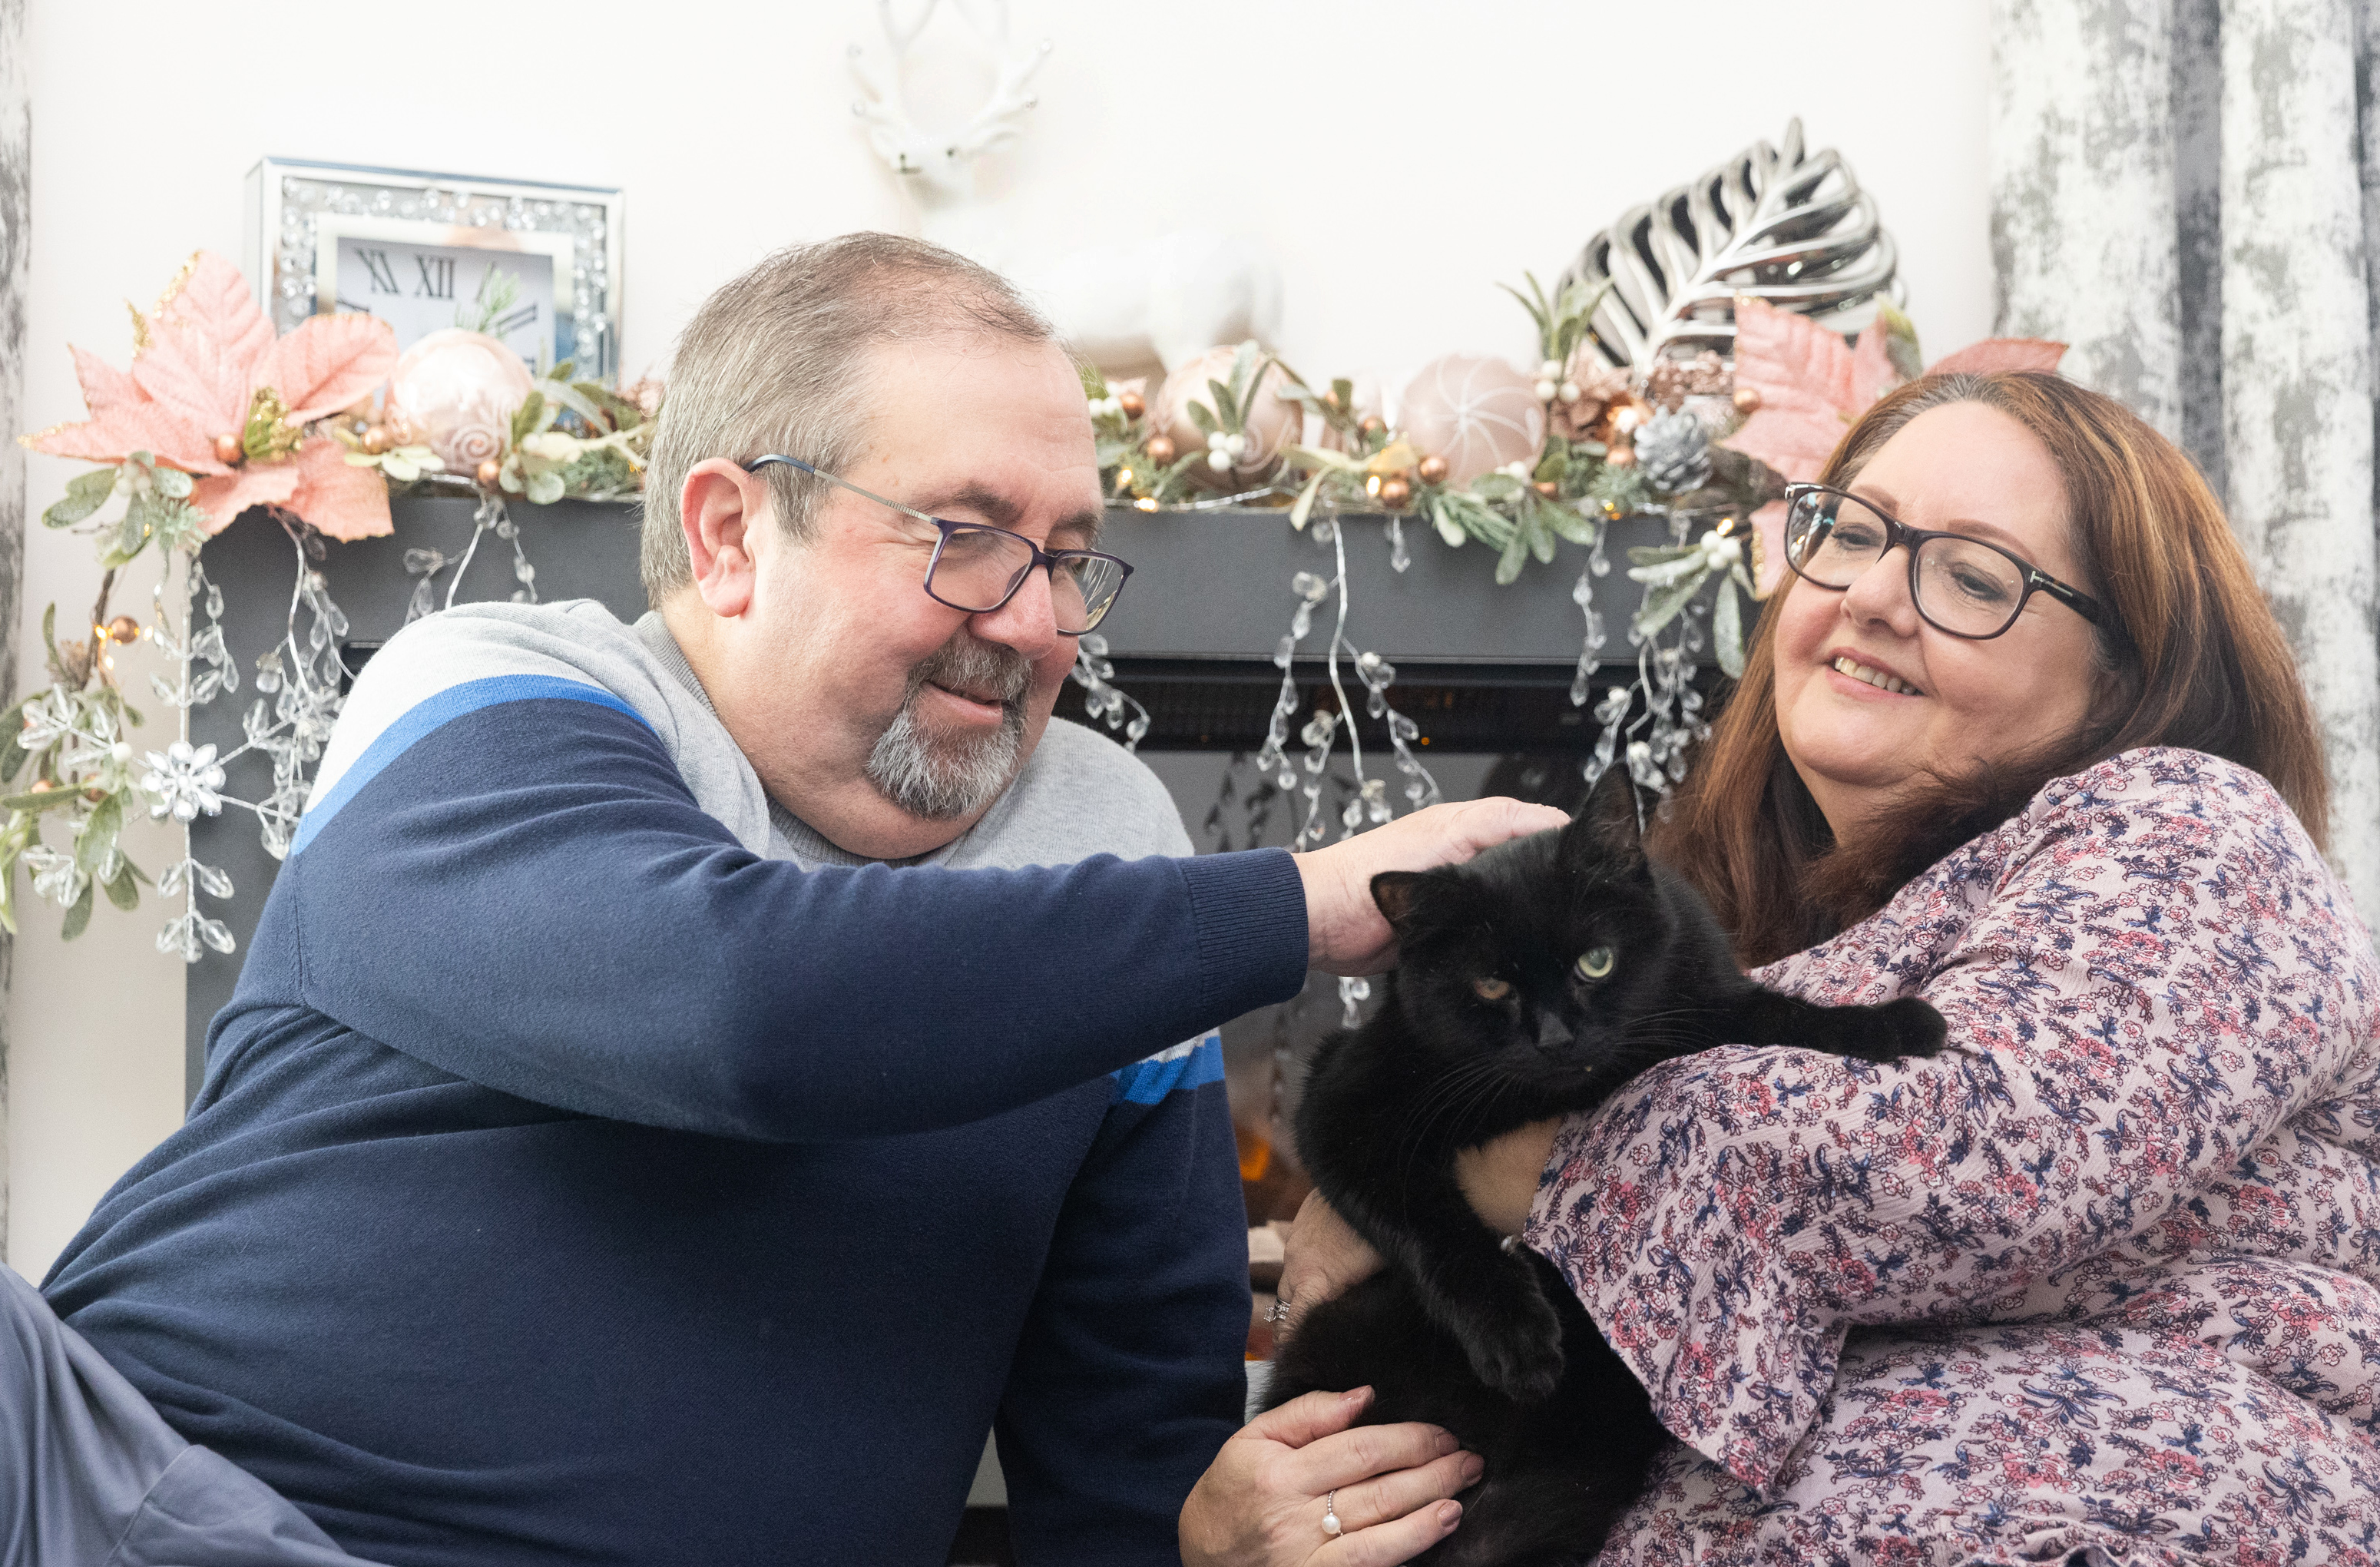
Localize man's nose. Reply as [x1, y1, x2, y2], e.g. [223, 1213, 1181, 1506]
[968, 564, 1064, 662]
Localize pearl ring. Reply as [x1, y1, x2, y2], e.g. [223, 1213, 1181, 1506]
[1322, 1489, 1342, 1536]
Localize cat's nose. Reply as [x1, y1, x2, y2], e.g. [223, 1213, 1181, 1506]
[1534, 1013, 1574, 1054]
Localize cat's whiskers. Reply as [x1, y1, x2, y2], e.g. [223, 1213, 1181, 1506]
[1393, 1056, 1522, 1198]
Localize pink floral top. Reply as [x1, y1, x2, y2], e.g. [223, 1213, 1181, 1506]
[1524, 748, 2380, 1561]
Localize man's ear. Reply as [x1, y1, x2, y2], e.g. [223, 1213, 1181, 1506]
[680, 461, 766, 618]
[1561, 763, 1648, 871]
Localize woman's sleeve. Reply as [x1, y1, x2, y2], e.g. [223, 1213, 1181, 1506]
[1521, 750, 2378, 1490]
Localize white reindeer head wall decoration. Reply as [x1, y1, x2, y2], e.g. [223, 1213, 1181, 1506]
[846, 0, 1283, 377]
[848, 0, 1051, 237]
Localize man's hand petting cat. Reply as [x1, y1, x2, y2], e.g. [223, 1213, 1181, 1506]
[1180, 1387, 1478, 1567]
[1296, 799, 1570, 976]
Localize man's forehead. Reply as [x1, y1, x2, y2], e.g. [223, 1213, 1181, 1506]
[905, 479, 1104, 545]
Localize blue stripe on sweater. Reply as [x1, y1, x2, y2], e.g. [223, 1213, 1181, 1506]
[292, 675, 648, 857]
[1113, 1033, 1224, 1105]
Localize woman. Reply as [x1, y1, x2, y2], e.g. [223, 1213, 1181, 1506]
[1183, 373, 2380, 1565]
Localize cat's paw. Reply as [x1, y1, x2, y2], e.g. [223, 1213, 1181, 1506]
[1845, 996, 1948, 1062]
[1456, 1289, 1567, 1403]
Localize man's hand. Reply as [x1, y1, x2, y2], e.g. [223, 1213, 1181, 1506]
[1180, 1387, 1477, 1567]
[1276, 1190, 1384, 1336]
[1297, 800, 1568, 976]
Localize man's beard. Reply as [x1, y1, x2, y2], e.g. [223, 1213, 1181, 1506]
[863, 634, 1034, 821]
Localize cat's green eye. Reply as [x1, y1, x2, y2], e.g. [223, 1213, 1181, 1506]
[1575, 948, 1616, 980]
[1473, 976, 1512, 1002]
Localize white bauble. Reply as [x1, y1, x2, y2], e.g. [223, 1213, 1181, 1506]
[1399, 356, 1547, 487]
[386, 330, 534, 474]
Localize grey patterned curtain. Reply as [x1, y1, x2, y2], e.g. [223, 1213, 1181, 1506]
[1992, 0, 2380, 922]
[0, 0, 22, 1253]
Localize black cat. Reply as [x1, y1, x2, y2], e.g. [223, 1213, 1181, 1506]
[1266, 768, 1948, 1565]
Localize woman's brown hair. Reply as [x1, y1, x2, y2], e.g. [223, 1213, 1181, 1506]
[1653, 371, 2329, 967]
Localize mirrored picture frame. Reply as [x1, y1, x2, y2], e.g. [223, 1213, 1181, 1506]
[245, 157, 624, 377]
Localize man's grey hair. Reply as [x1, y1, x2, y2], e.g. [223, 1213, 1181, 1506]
[641, 233, 1059, 600]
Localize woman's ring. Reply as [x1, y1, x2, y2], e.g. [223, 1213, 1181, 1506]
[1266, 1294, 1289, 1326]
[1322, 1489, 1342, 1536]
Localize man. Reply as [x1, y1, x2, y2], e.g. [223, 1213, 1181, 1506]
[23, 234, 1547, 1565]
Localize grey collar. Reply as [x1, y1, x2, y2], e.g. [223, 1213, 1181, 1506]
[631, 610, 936, 870]
[632, 611, 714, 714]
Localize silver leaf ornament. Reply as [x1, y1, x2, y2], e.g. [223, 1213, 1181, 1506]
[1558, 118, 1902, 370]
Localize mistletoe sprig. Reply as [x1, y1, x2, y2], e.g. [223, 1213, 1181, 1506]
[1627, 524, 1758, 677]
[495, 362, 655, 504]
[1084, 343, 1285, 508]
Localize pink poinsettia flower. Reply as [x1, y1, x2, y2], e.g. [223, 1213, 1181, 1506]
[27, 251, 398, 541]
[1720, 297, 2065, 595]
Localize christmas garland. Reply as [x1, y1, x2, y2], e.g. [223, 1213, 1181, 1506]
[9, 244, 2061, 963]
[8, 252, 657, 956]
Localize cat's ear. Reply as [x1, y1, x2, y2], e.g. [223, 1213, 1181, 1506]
[1371, 871, 1428, 929]
[1562, 763, 1649, 873]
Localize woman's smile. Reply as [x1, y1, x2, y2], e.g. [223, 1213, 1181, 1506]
[1823, 651, 1925, 697]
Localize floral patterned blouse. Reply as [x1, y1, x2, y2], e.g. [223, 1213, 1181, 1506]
[1524, 748, 2380, 1564]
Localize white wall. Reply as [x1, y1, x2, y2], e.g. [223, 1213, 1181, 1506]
[9, 0, 1993, 1277]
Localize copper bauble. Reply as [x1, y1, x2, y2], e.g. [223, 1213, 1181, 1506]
[1376, 476, 1412, 508]
[1357, 414, 1386, 437]
[106, 616, 140, 644]
[1605, 444, 1637, 469]
[1416, 454, 1451, 486]
[1116, 389, 1146, 419]
[1145, 435, 1178, 465]
[1533, 480, 1559, 498]
[362, 425, 392, 455]
[475, 459, 504, 489]
[212, 433, 242, 465]
[1732, 385, 1763, 415]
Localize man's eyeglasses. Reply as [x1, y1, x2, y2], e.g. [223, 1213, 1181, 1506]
[1780, 482, 2107, 641]
[741, 456, 1134, 636]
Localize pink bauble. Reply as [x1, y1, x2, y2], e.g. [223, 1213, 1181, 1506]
[1152, 344, 1302, 484]
[387, 329, 535, 474]
[1398, 355, 1546, 487]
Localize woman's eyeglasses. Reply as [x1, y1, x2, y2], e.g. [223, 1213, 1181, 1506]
[741, 456, 1134, 636]
[1780, 482, 2106, 641]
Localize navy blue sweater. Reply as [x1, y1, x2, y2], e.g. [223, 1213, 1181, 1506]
[44, 650, 1308, 1565]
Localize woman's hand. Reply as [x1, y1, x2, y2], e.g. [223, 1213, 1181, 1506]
[1276, 1191, 1384, 1333]
[1451, 1118, 1564, 1238]
[1179, 1386, 1478, 1567]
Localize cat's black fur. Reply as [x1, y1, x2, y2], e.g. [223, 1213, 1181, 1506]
[1266, 767, 1947, 1565]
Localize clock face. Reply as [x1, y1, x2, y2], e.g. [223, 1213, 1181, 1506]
[333, 235, 557, 366]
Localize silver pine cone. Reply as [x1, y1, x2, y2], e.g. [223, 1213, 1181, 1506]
[1635, 410, 1711, 494]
